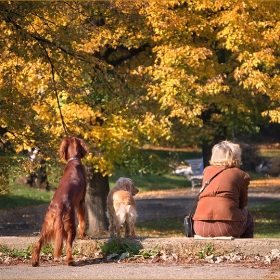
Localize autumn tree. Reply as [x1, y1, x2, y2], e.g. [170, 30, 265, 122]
[138, 0, 280, 166]
[0, 1, 168, 234]
[1, 1, 280, 233]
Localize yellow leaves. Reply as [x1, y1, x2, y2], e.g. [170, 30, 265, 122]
[4, 131, 35, 154]
[137, 112, 171, 144]
[237, 49, 275, 68]
[217, 1, 280, 52]
[106, 115, 135, 141]
[198, 74, 230, 97]
[262, 109, 280, 123]
[85, 152, 114, 177]
[234, 48, 277, 93]
[1, 0, 280, 175]
[79, 29, 113, 53]
[61, 103, 93, 120]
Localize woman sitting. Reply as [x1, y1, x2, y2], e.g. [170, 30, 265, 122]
[193, 140, 254, 238]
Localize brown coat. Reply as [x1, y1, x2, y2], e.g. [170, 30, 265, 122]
[193, 166, 250, 221]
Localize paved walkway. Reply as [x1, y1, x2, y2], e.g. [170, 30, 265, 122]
[1, 262, 278, 279]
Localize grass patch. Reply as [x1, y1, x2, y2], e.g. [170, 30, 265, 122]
[1, 169, 191, 212]
[0, 245, 33, 259]
[0, 243, 80, 260]
[134, 201, 280, 238]
[1, 171, 191, 211]
[0, 182, 54, 210]
[109, 173, 191, 192]
[136, 216, 185, 237]
[142, 147, 202, 163]
[98, 238, 140, 256]
[98, 238, 159, 260]
[1, 148, 194, 211]
[249, 201, 280, 238]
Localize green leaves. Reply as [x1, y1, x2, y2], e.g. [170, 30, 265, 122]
[98, 238, 160, 261]
[0, 245, 33, 259]
[97, 238, 141, 260]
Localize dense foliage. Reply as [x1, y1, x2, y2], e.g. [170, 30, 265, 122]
[1, 1, 280, 190]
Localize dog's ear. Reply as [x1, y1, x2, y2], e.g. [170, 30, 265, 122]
[115, 177, 127, 191]
[59, 138, 70, 161]
[124, 178, 134, 192]
[126, 178, 139, 195]
[114, 178, 122, 190]
[79, 138, 89, 158]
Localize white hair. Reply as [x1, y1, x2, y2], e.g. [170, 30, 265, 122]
[210, 140, 242, 168]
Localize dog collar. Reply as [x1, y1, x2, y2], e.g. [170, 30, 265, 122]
[67, 157, 80, 163]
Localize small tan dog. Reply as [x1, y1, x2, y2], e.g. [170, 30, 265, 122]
[107, 177, 139, 238]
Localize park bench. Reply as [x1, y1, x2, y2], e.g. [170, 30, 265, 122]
[185, 158, 204, 190]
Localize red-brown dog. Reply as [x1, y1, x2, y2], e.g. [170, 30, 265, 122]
[31, 137, 88, 266]
[106, 177, 139, 238]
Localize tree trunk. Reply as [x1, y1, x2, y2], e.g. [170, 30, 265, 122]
[85, 164, 109, 236]
[202, 135, 226, 169]
[200, 105, 227, 168]
[202, 142, 213, 169]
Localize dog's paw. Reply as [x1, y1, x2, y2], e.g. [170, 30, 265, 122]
[31, 261, 39, 267]
[67, 260, 75, 266]
[77, 233, 88, 239]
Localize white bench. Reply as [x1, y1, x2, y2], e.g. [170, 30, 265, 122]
[185, 158, 204, 190]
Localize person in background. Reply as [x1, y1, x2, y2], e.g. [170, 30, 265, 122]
[193, 140, 254, 238]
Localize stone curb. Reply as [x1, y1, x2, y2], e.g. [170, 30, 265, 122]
[1, 236, 279, 257]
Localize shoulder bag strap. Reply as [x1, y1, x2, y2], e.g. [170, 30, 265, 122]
[188, 167, 228, 216]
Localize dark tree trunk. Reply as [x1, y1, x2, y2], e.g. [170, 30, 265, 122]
[202, 135, 226, 169]
[200, 105, 227, 168]
[202, 142, 213, 169]
[85, 164, 109, 236]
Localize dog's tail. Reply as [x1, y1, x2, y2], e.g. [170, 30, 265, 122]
[125, 205, 138, 222]
[125, 205, 137, 237]
[116, 204, 138, 223]
[53, 212, 64, 260]
[115, 204, 136, 221]
[31, 209, 56, 266]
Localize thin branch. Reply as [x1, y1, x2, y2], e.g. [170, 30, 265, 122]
[36, 40, 69, 136]
[51, 64, 69, 137]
